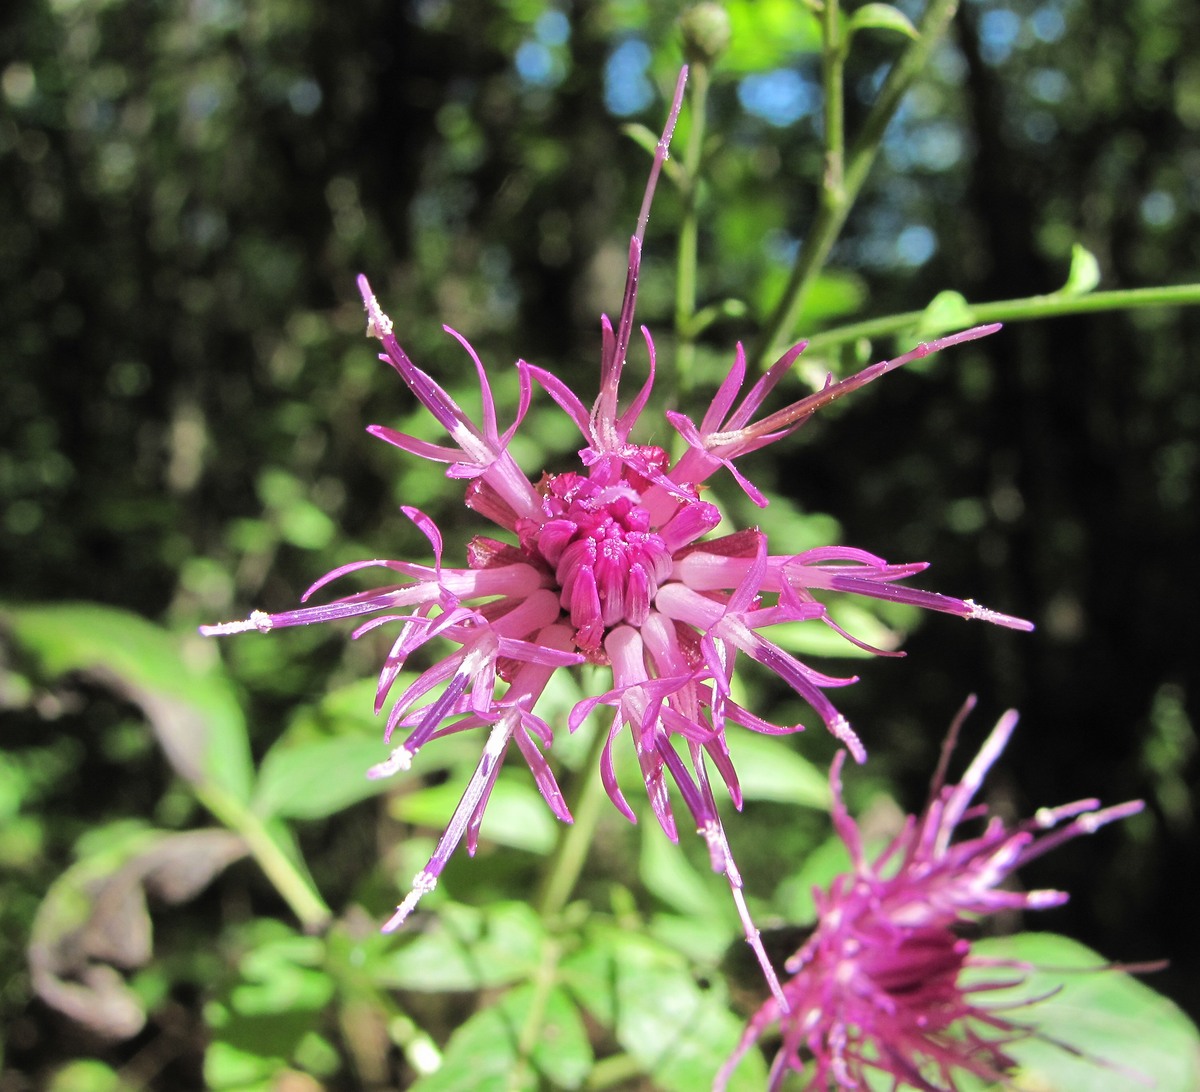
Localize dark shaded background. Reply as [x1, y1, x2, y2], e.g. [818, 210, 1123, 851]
[3, 0, 1198, 1081]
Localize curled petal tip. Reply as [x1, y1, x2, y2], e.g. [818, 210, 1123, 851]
[381, 872, 438, 933]
[357, 274, 393, 339]
[939, 322, 1002, 346]
[198, 609, 273, 637]
[964, 599, 1035, 631]
[958, 322, 1002, 339]
[367, 745, 413, 780]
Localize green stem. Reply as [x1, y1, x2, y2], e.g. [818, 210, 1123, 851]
[508, 721, 612, 1090]
[584, 1052, 645, 1089]
[822, 0, 846, 205]
[752, 0, 962, 367]
[197, 784, 331, 931]
[674, 61, 711, 399]
[536, 719, 612, 921]
[797, 282, 1200, 356]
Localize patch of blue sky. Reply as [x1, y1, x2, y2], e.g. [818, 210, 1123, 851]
[884, 112, 964, 173]
[1022, 110, 1057, 143]
[288, 78, 322, 116]
[604, 39, 653, 116]
[1030, 2, 1066, 43]
[1141, 191, 1177, 228]
[515, 9, 570, 89]
[895, 224, 937, 267]
[738, 69, 816, 128]
[979, 8, 1020, 65]
[1028, 67, 1069, 104]
[536, 9, 569, 46]
[515, 41, 557, 86]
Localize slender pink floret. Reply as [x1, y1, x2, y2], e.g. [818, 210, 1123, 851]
[715, 698, 1145, 1092]
[201, 69, 1030, 1006]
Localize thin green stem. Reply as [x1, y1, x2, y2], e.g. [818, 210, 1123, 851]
[535, 719, 612, 921]
[674, 61, 711, 399]
[795, 282, 1200, 357]
[584, 1052, 645, 1089]
[510, 932, 564, 1090]
[197, 784, 331, 931]
[752, 0, 962, 367]
[508, 721, 612, 1090]
[822, 0, 846, 205]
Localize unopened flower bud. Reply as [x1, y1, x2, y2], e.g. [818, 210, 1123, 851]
[679, 3, 732, 66]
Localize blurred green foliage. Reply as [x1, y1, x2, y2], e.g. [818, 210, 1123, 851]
[2, 0, 1198, 1087]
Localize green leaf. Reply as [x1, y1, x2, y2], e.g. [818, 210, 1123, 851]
[798, 270, 870, 329]
[964, 933, 1200, 1091]
[45, 1060, 123, 1092]
[411, 983, 592, 1092]
[723, 0, 822, 73]
[621, 121, 660, 159]
[232, 932, 333, 1016]
[564, 925, 768, 1090]
[392, 776, 560, 855]
[915, 290, 978, 340]
[203, 1040, 276, 1092]
[204, 921, 335, 1091]
[773, 831, 853, 922]
[1, 602, 254, 802]
[253, 735, 393, 820]
[375, 900, 544, 992]
[639, 822, 726, 919]
[722, 731, 830, 809]
[847, 3, 920, 41]
[1057, 242, 1102, 296]
[754, 268, 868, 336]
[277, 499, 336, 550]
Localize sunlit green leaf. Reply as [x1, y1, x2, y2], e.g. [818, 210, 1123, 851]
[963, 933, 1200, 1092]
[203, 1039, 283, 1092]
[797, 269, 870, 329]
[847, 3, 920, 41]
[283, 675, 394, 740]
[392, 776, 560, 855]
[204, 921, 334, 1090]
[233, 932, 333, 1016]
[773, 830, 853, 922]
[277, 499, 336, 550]
[253, 735, 392, 820]
[375, 901, 544, 992]
[45, 1060, 122, 1092]
[758, 264, 871, 336]
[639, 821, 726, 918]
[1057, 242, 1102, 296]
[723, 0, 822, 73]
[915, 289, 978, 339]
[722, 731, 830, 809]
[564, 924, 768, 1090]
[411, 983, 592, 1091]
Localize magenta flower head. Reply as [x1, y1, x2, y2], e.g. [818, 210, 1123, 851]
[715, 698, 1144, 1091]
[201, 69, 1029, 1005]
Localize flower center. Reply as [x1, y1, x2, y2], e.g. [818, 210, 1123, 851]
[520, 470, 673, 654]
[848, 923, 969, 1027]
